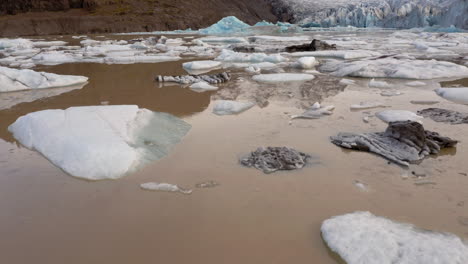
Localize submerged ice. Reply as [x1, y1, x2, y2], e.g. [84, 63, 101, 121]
[8, 106, 191, 180]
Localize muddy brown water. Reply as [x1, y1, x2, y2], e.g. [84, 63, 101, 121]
[0, 59, 468, 264]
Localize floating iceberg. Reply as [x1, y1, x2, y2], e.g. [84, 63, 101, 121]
[182, 60, 221, 71]
[289, 50, 381, 59]
[322, 58, 468, 79]
[198, 37, 247, 43]
[322, 211, 468, 264]
[435, 87, 468, 105]
[350, 101, 386, 110]
[199, 16, 251, 35]
[291, 102, 335, 119]
[189, 82, 218, 92]
[376, 110, 423, 123]
[8, 106, 191, 180]
[216, 49, 287, 63]
[295, 57, 317, 69]
[369, 79, 391, 88]
[252, 73, 315, 83]
[213, 100, 255, 115]
[0, 66, 88, 92]
[406, 81, 426, 87]
[140, 182, 192, 194]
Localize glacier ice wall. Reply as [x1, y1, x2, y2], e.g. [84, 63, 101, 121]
[268, 0, 467, 29]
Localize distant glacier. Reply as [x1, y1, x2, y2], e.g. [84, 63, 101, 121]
[268, 0, 468, 29]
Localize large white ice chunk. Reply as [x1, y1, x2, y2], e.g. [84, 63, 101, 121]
[252, 73, 315, 83]
[321, 58, 468, 79]
[321, 211, 468, 264]
[216, 49, 287, 63]
[295, 57, 318, 69]
[435, 87, 468, 105]
[8, 106, 191, 180]
[0, 66, 88, 92]
[376, 110, 423, 123]
[213, 100, 255, 115]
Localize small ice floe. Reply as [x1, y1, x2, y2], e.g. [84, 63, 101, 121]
[189, 81, 218, 92]
[376, 110, 423, 123]
[353, 180, 369, 192]
[140, 182, 192, 194]
[195, 181, 220, 188]
[182, 60, 221, 71]
[289, 50, 381, 59]
[241, 146, 311, 174]
[321, 211, 468, 264]
[245, 65, 261, 74]
[414, 180, 437, 186]
[380, 90, 403, 97]
[291, 102, 335, 119]
[331, 121, 457, 166]
[213, 100, 255, 115]
[418, 108, 468, 124]
[369, 79, 391, 88]
[435, 87, 468, 105]
[252, 73, 315, 83]
[294, 57, 317, 69]
[198, 37, 247, 44]
[321, 58, 468, 79]
[410, 100, 439, 105]
[216, 49, 287, 63]
[406, 81, 426, 87]
[8, 106, 191, 180]
[0, 66, 88, 92]
[350, 101, 386, 110]
[339, 78, 355, 85]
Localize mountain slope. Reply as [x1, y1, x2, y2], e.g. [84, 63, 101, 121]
[0, 0, 277, 37]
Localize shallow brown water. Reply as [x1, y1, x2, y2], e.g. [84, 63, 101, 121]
[0, 60, 468, 264]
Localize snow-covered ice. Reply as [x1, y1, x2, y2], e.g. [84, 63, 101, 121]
[0, 66, 88, 92]
[376, 110, 423, 123]
[8, 106, 191, 180]
[252, 73, 315, 83]
[321, 211, 468, 264]
[435, 87, 468, 105]
[213, 100, 255, 115]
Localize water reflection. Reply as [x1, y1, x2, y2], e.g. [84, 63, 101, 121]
[0, 61, 212, 142]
